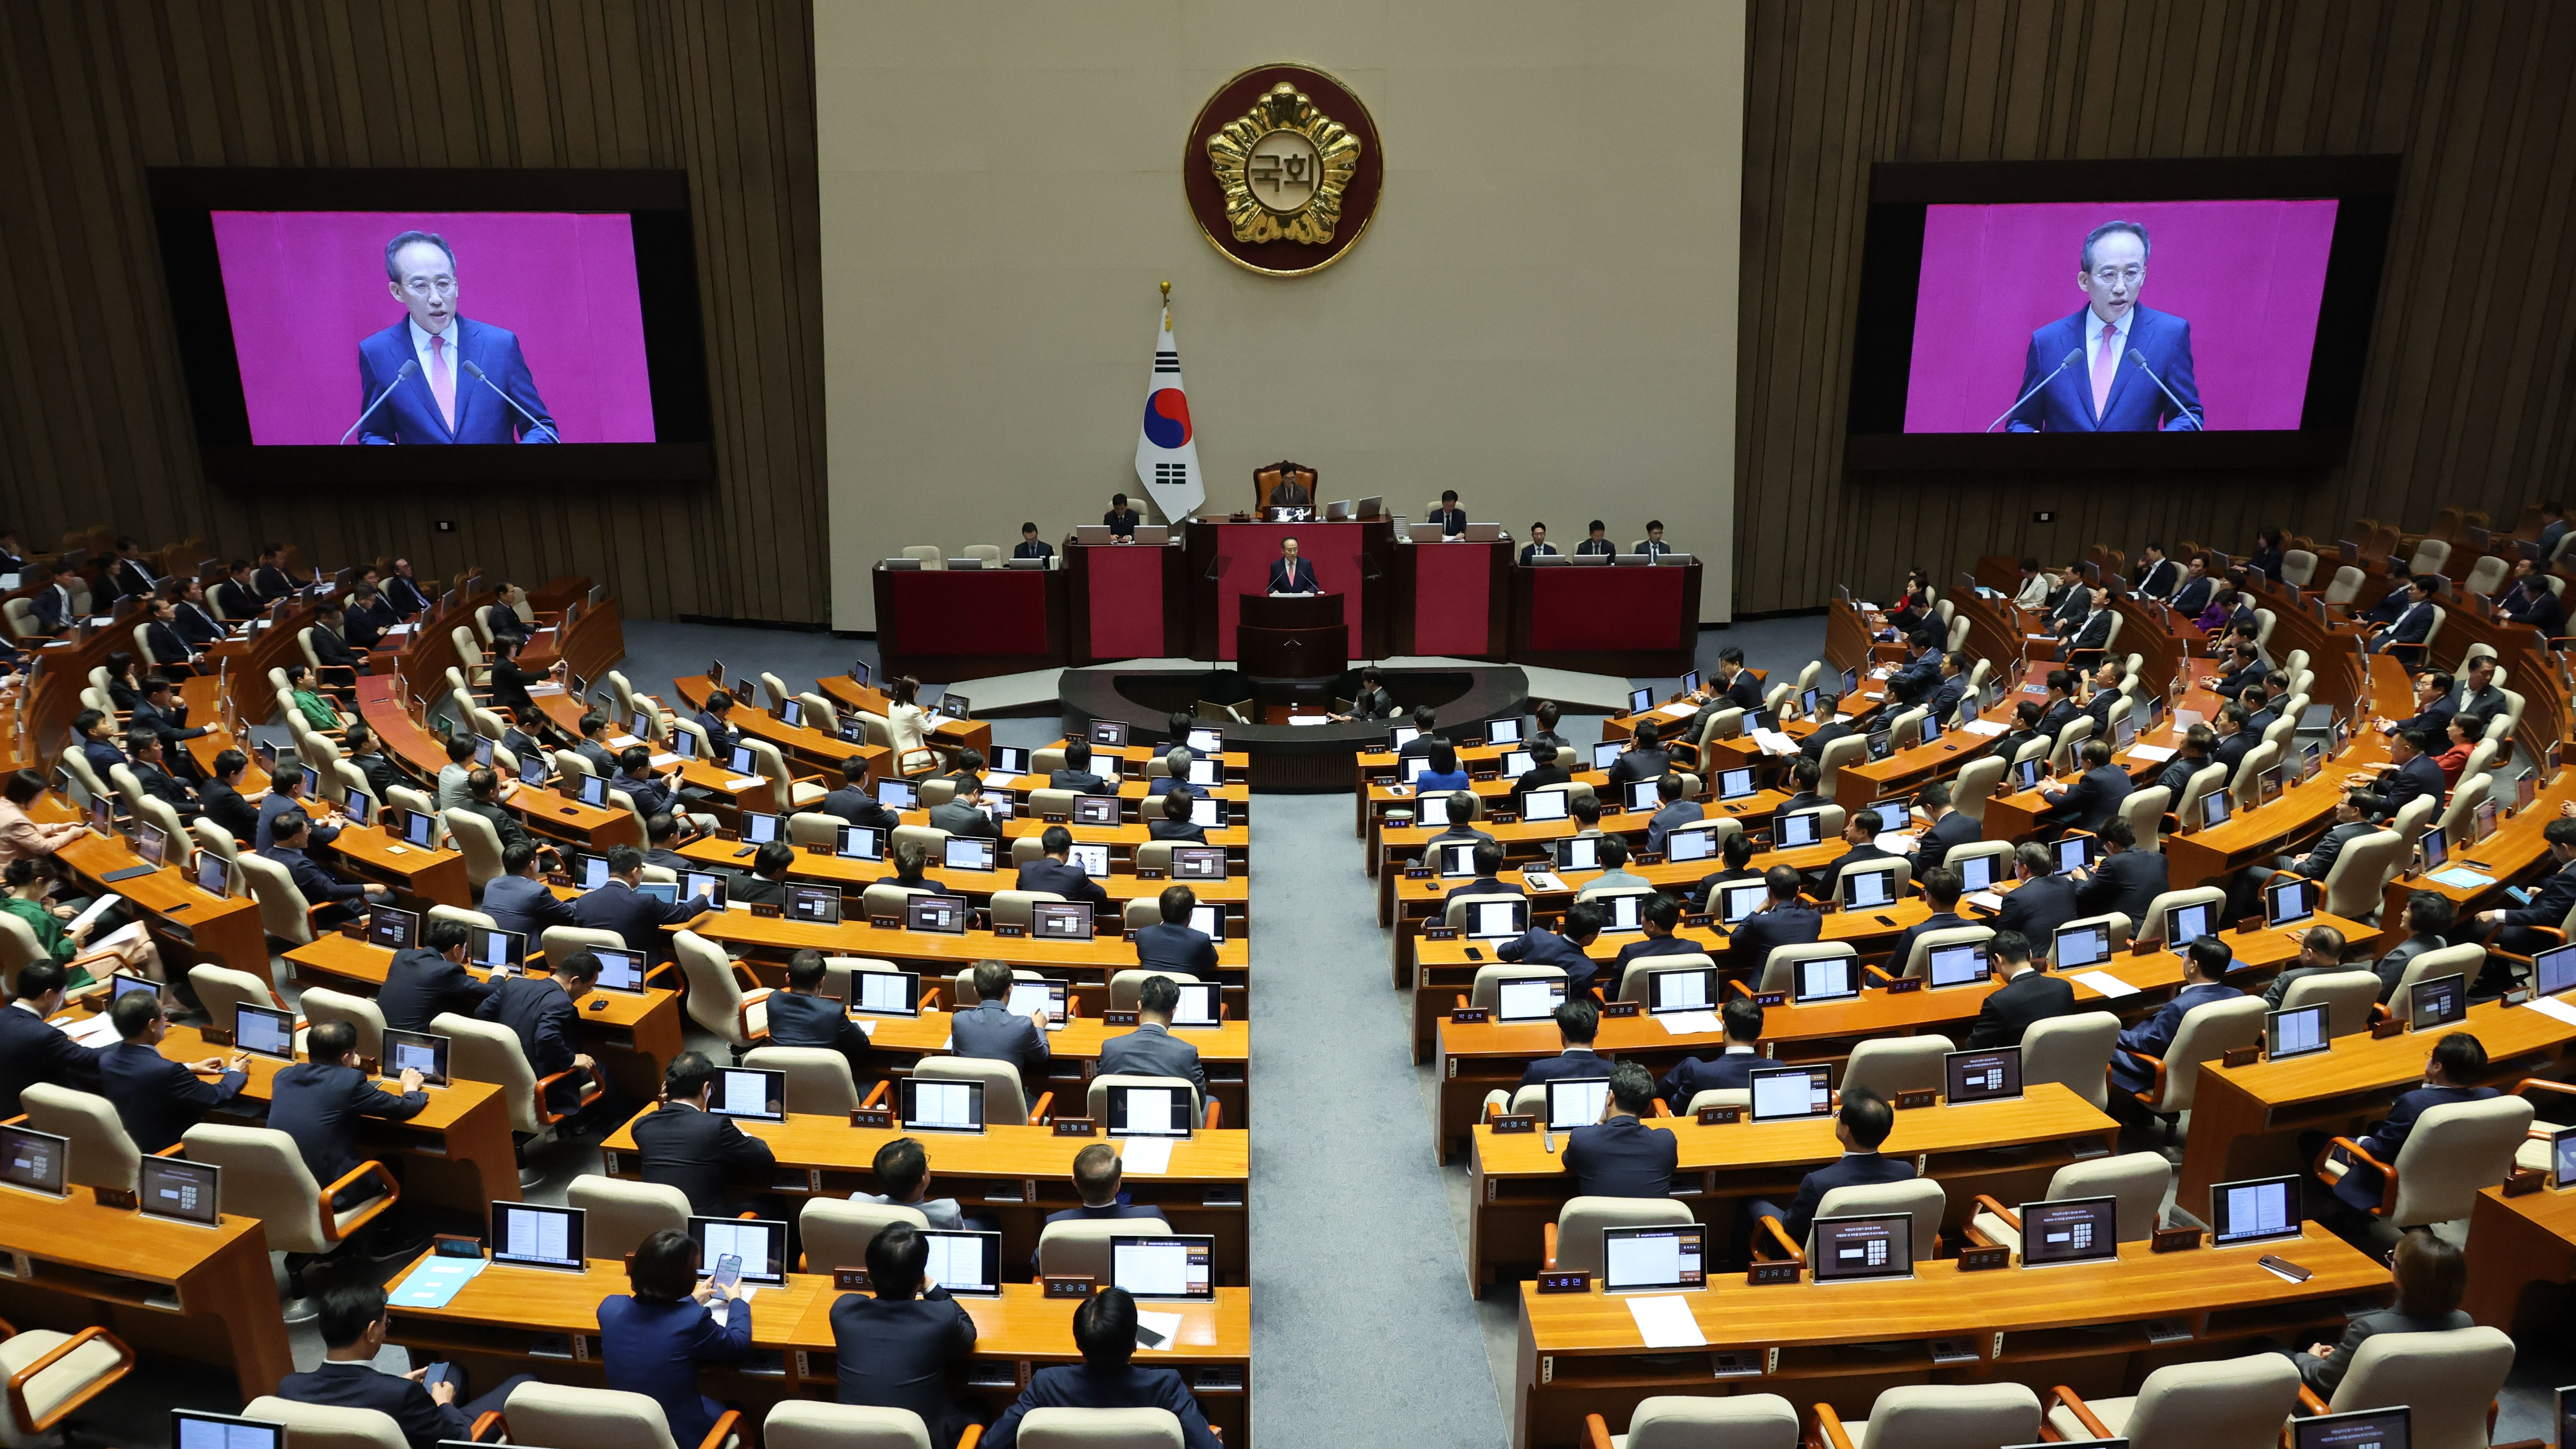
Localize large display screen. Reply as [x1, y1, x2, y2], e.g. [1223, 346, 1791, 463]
[1847, 156, 2396, 471]
[151, 168, 712, 483]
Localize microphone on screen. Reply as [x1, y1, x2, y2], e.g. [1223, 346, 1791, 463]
[2126, 349, 2204, 431]
[1985, 348, 2085, 433]
[340, 359, 420, 444]
[459, 359, 562, 442]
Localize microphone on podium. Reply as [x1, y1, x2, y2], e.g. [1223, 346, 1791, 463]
[2125, 349, 2202, 431]
[459, 359, 560, 442]
[1985, 348, 2084, 433]
[341, 359, 420, 444]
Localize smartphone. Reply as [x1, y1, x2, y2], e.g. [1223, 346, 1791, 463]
[711, 1252, 742, 1292]
[1465, 947, 1484, 961]
[2256, 1254, 2312, 1283]
[423, 1362, 455, 1388]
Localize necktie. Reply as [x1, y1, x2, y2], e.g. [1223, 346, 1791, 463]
[2091, 322, 2119, 417]
[428, 334, 457, 432]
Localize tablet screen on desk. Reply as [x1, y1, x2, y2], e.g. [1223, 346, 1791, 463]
[2209, 1174, 2301, 1248]
[1665, 825, 1719, 863]
[140, 1157, 221, 1227]
[235, 1003, 295, 1060]
[1956, 852, 1997, 893]
[2293, 1406, 2410, 1449]
[1598, 894, 1644, 933]
[2011, 759, 2044, 792]
[1648, 966, 1718, 1014]
[383, 1030, 451, 1086]
[990, 746, 1032, 777]
[689, 1215, 787, 1285]
[1717, 768, 1757, 802]
[1033, 902, 1094, 942]
[1440, 844, 1479, 879]
[571, 852, 613, 890]
[2268, 1004, 2329, 1061]
[2419, 824, 2448, 870]
[790, 884, 845, 925]
[1074, 795, 1121, 826]
[1592, 741, 1623, 771]
[1190, 797, 1226, 829]
[1389, 726, 1420, 752]
[837, 825, 885, 861]
[1189, 905, 1227, 942]
[1187, 727, 1224, 754]
[942, 836, 995, 872]
[2409, 973, 2466, 1030]
[1775, 809, 1823, 849]
[1793, 954, 1858, 1004]
[1926, 942, 1989, 990]
[2164, 902, 2215, 954]
[369, 905, 419, 951]
[2052, 922, 2111, 970]
[899, 1077, 985, 1133]
[707, 1068, 785, 1123]
[1716, 882, 1769, 926]
[1748, 1065, 1833, 1122]
[1839, 866, 1898, 911]
[850, 969, 920, 1016]
[1466, 898, 1528, 941]
[1810, 1213, 1913, 1282]
[174, 1410, 285, 1449]
[1172, 847, 1227, 881]
[111, 971, 160, 1004]
[1600, 1223, 1707, 1293]
[196, 852, 231, 897]
[635, 881, 679, 905]
[1495, 978, 1565, 1022]
[2552, 1127, 2576, 1190]
[739, 812, 782, 846]
[2265, 875, 2315, 928]
[1557, 837, 1602, 872]
[1522, 790, 1568, 823]
[682, 872, 729, 910]
[2540, 944, 2576, 999]
[1107, 1082, 1194, 1138]
[2053, 834, 2090, 874]
[1544, 1078, 1610, 1129]
[1625, 779, 1659, 812]
[1067, 843, 1112, 878]
[875, 779, 918, 810]
[1111, 1234, 1214, 1300]
[1944, 1047, 2020, 1104]
[920, 1229, 1003, 1296]
[1487, 717, 1524, 746]
[1006, 980, 1069, 1028]
[0, 1125, 67, 1197]
[1167, 980, 1221, 1028]
[135, 820, 168, 867]
[1089, 719, 1127, 748]
[2200, 791, 2232, 830]
[491, 1201, 586, 1270]
[1501, 753, 1536, 784]
[403, 805, 445, 847]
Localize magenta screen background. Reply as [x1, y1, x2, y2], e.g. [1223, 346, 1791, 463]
[1900, 199, 2339, 432]
[210, 210, 656, 444]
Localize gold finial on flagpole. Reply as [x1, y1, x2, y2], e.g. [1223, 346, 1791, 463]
[1160, 280, 1171, 303]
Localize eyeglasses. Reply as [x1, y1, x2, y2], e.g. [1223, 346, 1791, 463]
[2088, 266, 2144, 286]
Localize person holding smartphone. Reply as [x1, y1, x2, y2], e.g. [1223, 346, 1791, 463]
[596, 1228, 751, 1447]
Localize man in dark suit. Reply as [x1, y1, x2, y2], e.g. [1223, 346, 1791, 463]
[1607, 719, 1673, 786]
[1922, 653, 1971, 727]
[357, 233, 558, 444]
[1018, 825, 1109, 909]
[983, 1288, 1221, 1449]
[2057, 587, 2117, 659]
[2368, 577, 2438, 656]
[570, 713, 620, 777]
[2132, 543, 2178, 598]
[280, 1280, 534, 1449]
[2473, 815, 2576, 959]
[267, 1020, 428, 1203]
[265, 811, 389, 925]
[1038, 1144, 1166, 1250]
[1048, 739, 1114, 794]
[192, 755, 261, 845]
[1633, 521, 1674, 557]
[1497, 898, 1604, 996]
[2072, 818, 2166, 924]
[1442, 840, 1526, 909]
[611, 747, 677, 822]
[632, 1051, 780, 1215]
[927, 777, 1001, 840]
[1993, 843, 2081, 946]
[1267, 537, 1320, 595]
[382, 558, 434, 617]
[2210, 642, 2266, 700]
[455, 766, 532, 853]
[2373, 892, 2455, 1004]
[1422, 489, 1468, 539]
[1335, 665, 1397, 723]
[1817, 813, 1902, 900]
[97, 991, 248, 1154]
[1133, 885, 1219, 981]
[2111, 937, 2242, 1094]
[1908, 782, 1980, 879]
[1012, 522, 1055, 562]
[1887, 867, 1971, 978]
[1987, 700, 2047, 771]
[1794, 696, 1853, 765]
[2033, 670, 2084, 741]
[167, 578, 226, 647]
[1102, 493, 1142, 540]
[1421, 792, 1494, 854]
[1562, 1063, 1679, 1198]
[571, 846, 711, 959]
[2501, 560, 2569, 638]
[1731, 867, 1821, 985]
[1607, 893, 1702, 999]
[1745, 1088, 1914, 1252]
[251, 544, 298, 601]
[1148, 788, 1207, 843]
[1508, 743, 1574, 814]
[1658, 996, 1767, 1112]
[27, 561, 78, 635]
[2004, 222, 2201, 432]
[829, 1223, 981, 1443]
[1394, 705, 1446, 761]
[208, 559, 259, 622]
[378, 917, 494, 1034]
[482, 841, 582, 942]
[0, 963, 106, 1115]
[693, 688, 740, 759]
[2154, 724, 2218, 797]
[951, 960, 1050, 1098]
[475, 951, 600, 1115]
[2260, 925, 2352, 1011]
[767, 949, 871, 1081]
[2382, 671, 2456, 740]
[1516, 996, 1610, 1090]
[255, 769, 340, 852]
[1643, 772, 1704, 856]
[102, 537, 156, 601]
[122, 730, 200, 818]
[1574, 519, 1616, 557]
[1099, 975, 1210, 1121]
[2038, 735, 2131, 829]
[1964, 931, 2080, 1049]
[815, 755, 900, 832]
[725, 839, 795, 909]
[2348, 726, 2445, 823]
[1886, 632, 1943, 707]
[140, 599, 198, 675]
[2320, 1033, 2498, 1213]
[2168, 555, 2216, 616]
[2237, 787, 2374, 919]
[304, 603, 362, 677]
[339, 725, 404, 805]
[2079, 661, 2126, 734]
[342, 583, 395, 650]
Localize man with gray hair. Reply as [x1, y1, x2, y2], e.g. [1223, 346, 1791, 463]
[2005, 217, 2203, 433]
[355, 229, 558, 444]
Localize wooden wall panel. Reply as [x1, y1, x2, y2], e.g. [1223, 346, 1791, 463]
[0, 0, 828, 625]
[1738, 0, 2576, 614]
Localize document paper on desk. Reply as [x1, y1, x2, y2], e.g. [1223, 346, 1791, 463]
[1133, 1310, 1185, 1351]
[1655, 702, 1697, 719]
[1626, 1294, 1706, 1348]
[2430, 866, 2496, 890]
[1958, 720, 2007, 737]
[710, 1284, 759, 1322]
[2071, 970, 2141, 999]
[2126, 744, 2176, 763]
[1749, 729, 1799, 758]
[1119, 1138, 1175, 1174]
[61, 1013, 121, 1047]
[2524, 996, 2576, 1028]
[1656, 1011, 1723, 1037]
[389, 1255, 489, 1309]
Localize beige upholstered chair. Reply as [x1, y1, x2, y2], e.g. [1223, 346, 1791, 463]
[434, 1011, 601, 1136]
[566, 1178, 692, 1261]
[2020, 1011, 2121, 1111]
[1543, 1197, 1694, 1275]
[2318, 830, 2407, 922]
[503, 1380, 739, 1449]
[1586, 1396, 1798, 1449]
[1814, 1383, 2041, 1449]
[764, 1400, 951, 1449]
[2041, 1354, 2301, 1449]
[744, 1045, 861, 1115]
[2278, 969, 2383, 1039]
[243, 1397, 409, 1449]
[800, 1198, 928, 1274]
[180, 1123, 397, 1255]
[2303, 1325, 2513, 1449]
[19, 1084, 140, 1193]
[441, 808, 507, 893]
[1839, 1036, 1955, 1100]
[1016, 1409, 1182, 1449]
[1036, 1216, 1175, 1280]
[2317, 1094, 2532, 1226]
[673, 930, 771, 1048]
[1966, 1151, 2169, 1251]
[299, 987, 386, 1065]
[912, 1055, 1046, 1124]
[1, 1320, 135, 1447]
[2128, 996, 2266, 1127]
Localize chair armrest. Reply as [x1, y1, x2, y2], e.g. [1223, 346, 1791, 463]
[1862, 964, 1896, 986]
[2296, 1383, 2330, 1416]
[1026, 1092, 1053, 1127]
[1971, 1194, 2022, 1233]
[861, 1079, 889, 1110]
[1750, 1214, 1804, 1266]
[469, 1412, 506, 1442]
[1583, 1413, 1614, 1449]
[2041, 1385, 2115, 1442]
[6, 1324, 133, 1434]
[1205, 1099, 1222, 1130]
[1542, 1221, 1559, 1272]
[735, 993, 771, 1045]
[316, 1160, 403, 1244]
[533, 1065, 608, 1127]
[2125, 1049, 2169, 1108]
[1725, 978, 1755, 1000]
[732, 960, 766, 992]
[1815, 1404, 1858, 1449]
[954, 1428, 984, 1449]
[2316, 1135, 2400, 1216]
[2516, 1077, 2576, 1103]
[1454, 993, 1470, 1010]
[694, 1409, 742, 1449]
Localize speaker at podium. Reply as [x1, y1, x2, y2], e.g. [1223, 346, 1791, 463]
[1237, 591, 1346, 683]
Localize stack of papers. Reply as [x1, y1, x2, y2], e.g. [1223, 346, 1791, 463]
[1655, 1011, 1723, 1036]
[1749, 729, 1799, 758]
[2525, 996, 2576, 1027]
[389, 1255, 489, 1309]
[1626, 1295, 1706, 1347]
[1959, 719, 2007, 737]
[61, 1013, 121, 1047]
[2126, 744, 2176, 762]
[1965, 890, 2005, 913]
[67, 895, 123, 934]
[527, 683, 567, 697]
[1120, 1138, 1175, 1174]
[649, 752, 683, 769]
[2070, 970, 2140, 999]
[724, 775, 767, 791]
[2430, 866, 2495, 889]
[1522, 871, 1564, 891]
[1287, 716, 1333, 727]
[1655, 702, 1698, 719]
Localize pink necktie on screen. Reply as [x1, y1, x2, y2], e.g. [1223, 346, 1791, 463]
[2090, 322, 2118, 418]
[428, 334, 457, 433]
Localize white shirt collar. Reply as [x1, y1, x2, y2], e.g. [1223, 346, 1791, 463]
[1720, 1044, 1757, 1056]
[2086, 304, 2135, 347]
[408, 317, 459, 371]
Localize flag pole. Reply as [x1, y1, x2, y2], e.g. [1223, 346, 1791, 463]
[1160, 279, 1171, 325]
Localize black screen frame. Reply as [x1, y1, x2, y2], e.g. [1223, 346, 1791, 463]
[147, 167, 714, 484]
[1845, 155, 2400, 471]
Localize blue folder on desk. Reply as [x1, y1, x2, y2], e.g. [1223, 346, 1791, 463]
[389, 1255, 489, 1309]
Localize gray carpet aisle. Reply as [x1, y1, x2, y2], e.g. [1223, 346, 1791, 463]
[1249, 793, 1512, 1447]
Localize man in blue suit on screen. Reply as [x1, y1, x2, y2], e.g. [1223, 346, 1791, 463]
[356, 231, 557, 444]
[2005, 219, 2202, 433]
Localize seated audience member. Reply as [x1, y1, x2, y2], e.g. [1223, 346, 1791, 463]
[829, 1222, 981, 1441]
[1134, 884, 1219, 980]
[1815, 811, 1900, 894]
[433, 735, 479, 812]
[695, 685, 741, 757]
[1886, 866, 1968, 975]
[476, 950, 601, 1115]
[285, 663, 351, 732]
[3, 857, 162, 987]
[264, 810, 389, 923]
[1517, 996, 1608, 1089]
[1050, 738, 1114, 794]
[877, 838, 936, 891]
[254, 762, 340, 851]
[1574, 519, 1615, 556]
[2072, 817, 2166, 923]
[1586, 835, 1649, 893]
[768, 948, 871, 1079]
[1606, 892, 1700, 999]
[1019, 824, 1109, 908]
[454, 766, 533, 853]
[596, 1229, 751, 1448]
[571, 845, 709, 957]
[1746, 1087, 1911, 1250]
[819, 754, 901, 830]
[2290, 1230, 2472, 1397]
[1606, 720, 1670, 785]
[268, 1019, 428, 1203]
[98, 990, 247, 1154]
[1796, 695, 1854, 763]
[2470, 818, 2576, 958]
[2432, 711, 2482, 787]
[1692, 831, 1762, 911]
[1145, 748, 1203, 801]
[1149, 787, 1206, 842]
[483, 840, 580, 939]
[122, 730, 200, 819]
[1562, 1062, 1679, 1199]
[1102, 492, 1141, 538]
[635, 1049, 780, 1215]
[1780, 756, 1828, 813]
[640, 811, 696, 875]
[928, 775, 1002, 839]
[1424, 792, 1494, 852]
[1509, 743, 1573, 812]
[1413, 741, 1470, 795]
[0, 962, 107, 1114]
[858, 1136, 966, 1230]
[1334, 665, 1397, 722]
[1395, 705, 1444, 759]
[731, 839, 796, 907]
[1993, 841, 2078, 943]
[1497, 897, 1606, 996]
[2372, 892, 2454, 1004]
[2316, 1032, 2496, 1215]
[2110, 937, 2242, 1094]
[1099, 973, 1211, 1121]
[1443, 840, 1525, 906]
[2037, 737, 2132, 834]
[952, 958, 1051, 1096]
[983, 1288, 1221, 1449]
[1730, 866, 1821, 984]
[2261, 926, 2351, 1011]
[1658, 995, 1768, 1111]
[281, 1279, 534, 1449]
[377, 917, 493, 1033]
[1044, 1143, 1163, 1233]
[194, 751, 261, 844]
[1644, 772, 1703, 856]
[1963, 931, 2077, 1049]
[0, 769, 84, 862]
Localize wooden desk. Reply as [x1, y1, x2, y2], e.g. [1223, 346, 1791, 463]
[0, 1185, 291, 1401]
[53, 826, 270, 977]
[863, 1012, 1251, 1127]
[356, 674, 641, 850]
[2175, 996, 2576, 1212]
[280, 933, 686, 1103]
[143, 1020, 523, 1210]
[2380, 765, 2576, 930]
[817, 676, 993, 760]
[599, 1107, 1250, 1280]
[384, 1255, 1251, 1445]
[1511, 1223, 2385, 1449]
[1463, 1083, 2119, 1289]
[2464, 1182, 2576, 1334]
[2157, 656, 2414, 892]
[676, 836, 1252, 935]
[331, 823, 474, 907]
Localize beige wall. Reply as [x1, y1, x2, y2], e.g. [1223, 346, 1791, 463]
[815, 0, 1744, 632]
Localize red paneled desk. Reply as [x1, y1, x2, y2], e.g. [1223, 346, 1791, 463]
[1065, 539, 1191, 662]
[1509, 559, 1702, 675]
[872, 564, 1069, 681]
[1390, 539, 1510, 658]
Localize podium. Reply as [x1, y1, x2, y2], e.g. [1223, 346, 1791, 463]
[1237, 592, 1347, 683]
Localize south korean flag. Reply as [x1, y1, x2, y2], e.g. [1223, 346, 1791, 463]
[1134, 301, 1206, 522]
